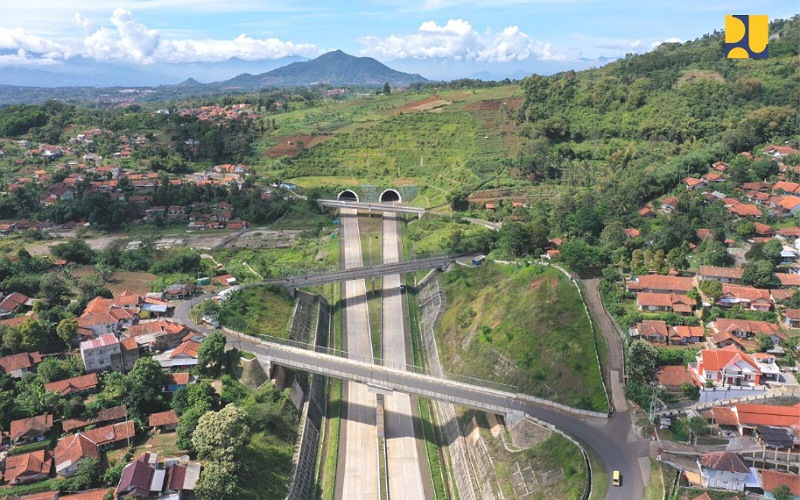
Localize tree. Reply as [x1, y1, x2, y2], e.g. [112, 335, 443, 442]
[494, 222, 533, 258]
[61, 457, 101, 492]
[772, 484, 792, 500]
[50, 239, 97, 265]
[18, 319, 50, 352]
[743, 259, 775, 288]
[755, 333, 774, 352]
[57, 317, 78, 349]
[172, 380, 221, 415]
[197, 332, 226, 376]
[176, 406, 206, 452]
[382, 82, 391, 95]
[39, 274, 70, 306]
[688, 416, 710, 439]
[194, 459, 237, 500]
[734, 219, 755, 239]
[627, 339, 658, 383]
[191, 403, 250, 462]
[558, 240, 609, 277]
[124, 356, 166, 421]
[37, 357, 71, 383]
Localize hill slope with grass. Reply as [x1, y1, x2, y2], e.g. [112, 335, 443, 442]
[436, 263, 608, 411]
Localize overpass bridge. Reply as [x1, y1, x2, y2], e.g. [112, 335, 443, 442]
[317, 199, 427, 217]
[260, 254, 469, 290]
[230, 332, 606, 420]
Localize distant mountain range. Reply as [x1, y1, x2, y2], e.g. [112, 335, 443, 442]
[0, 50, 428, 91]
[213, 50, 428, 89]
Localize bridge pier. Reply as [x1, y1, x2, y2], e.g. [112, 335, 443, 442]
[287, 286, 296, 298]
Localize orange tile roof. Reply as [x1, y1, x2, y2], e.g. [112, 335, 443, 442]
[656, 366, 694, 387]
[166, 372, 190, 385]
[81, 421, 135, 447]
[700, 266, 744, 279]
[627, 275, 694, 293]
[44, 373, 98, 396]
[3, 450, 52, 484]
[10, 414, 53, 441]
[728, 203, 762, 217]
[148, 409, 179, 427]
[708, 407, 739, 427]
[54, 433, 99, 473]
[698, 345, 759, 373]
[761, 469, 800, 497]
[170, 340, 200, 359]
[127, 319, 187, 337]
[699, 451, 749, 473]
[735, 403, 800, 428]
[59, 489, 115, 500]
[0, 351, 41, 373]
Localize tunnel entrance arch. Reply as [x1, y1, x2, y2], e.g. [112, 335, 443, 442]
[379, 189, 401, 203]
[337, 190, 359, 202]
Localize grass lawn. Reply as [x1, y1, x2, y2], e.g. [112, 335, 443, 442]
[236, 430, 296, 499]
[643, 458, 665, 500]
[219, 285, 294, 339]
[131, 431, 185, 457]
[437, 262, 608, 411]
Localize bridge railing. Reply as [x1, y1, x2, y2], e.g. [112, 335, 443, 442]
[228, 330, 517, 394]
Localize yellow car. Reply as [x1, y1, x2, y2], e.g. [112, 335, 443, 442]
[612, 470, 621, 486]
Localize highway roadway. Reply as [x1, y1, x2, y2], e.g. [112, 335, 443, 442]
[381, 213, 428, 499]
[337, 208, 380, 500]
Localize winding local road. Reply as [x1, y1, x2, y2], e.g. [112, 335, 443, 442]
[337, 209, 380, 500]
[382, 213, 429, 499]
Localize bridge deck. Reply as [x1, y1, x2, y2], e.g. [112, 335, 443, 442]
[261, 254, 470, 287]
[317, 199, 427, 216]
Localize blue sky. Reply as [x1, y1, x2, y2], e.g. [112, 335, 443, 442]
[0, 0, 796, 80]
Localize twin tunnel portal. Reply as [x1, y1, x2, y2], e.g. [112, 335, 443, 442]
[337, 188, 401, 203]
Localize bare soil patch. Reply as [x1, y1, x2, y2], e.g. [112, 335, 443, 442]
[264, 135, 333, 158]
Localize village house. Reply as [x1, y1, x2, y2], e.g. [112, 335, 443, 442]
[3, 449, 53, 485]
[710, 318, 785, 348]
[54, 433, 100, 477]
[0, 291, 33, 318]
[149, 410, 179, 433]
[62, 405, 128, 434]
[629, 320, 669, 343]
[689, 345, 761, 388]
[44, 373, 99, 397]
[153, 339, 201, 371]
[9, 414, 53, 445]
[125, 319, 193, 352]
[727, 203, 763, 219]
[716, 285, 772, 311]
[761, 470, 800, 500]
[636, 292, 694, 315]
[660, 196, 679, 212]
[655, 365, 695, 392]
[699, 266, 744, 284]
[683, 177, 706, 190]
[669, 325, 705, 345]
[783, 308, 800, 329]
[80, 333, 123, 373]
[697, 451, 751, 492]
[771, 195, 800, 217]
[116, 452, 200, 499]
[164, 372, 194, 393]
[625, 275, 694, 295]
[0, 351, 42, 378]
[163, 284, 196, 301]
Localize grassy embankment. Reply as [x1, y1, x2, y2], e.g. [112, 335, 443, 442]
[218, 285, 294, 339]
[358, 214, 384, 362]
[437, 262, 608, 412]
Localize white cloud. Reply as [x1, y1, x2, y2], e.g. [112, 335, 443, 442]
[651, 37, 682, 49]
[0, 8, 323, 66]
[0, 27, 72, 59]
[359, 19, 564, 62]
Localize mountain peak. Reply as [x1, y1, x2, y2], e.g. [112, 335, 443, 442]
[220, 50, 427, 88]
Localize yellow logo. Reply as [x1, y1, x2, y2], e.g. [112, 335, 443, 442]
[725, 15, 768, 59]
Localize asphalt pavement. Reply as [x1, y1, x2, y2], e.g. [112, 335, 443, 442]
[381, 213, 428, 499]
[337, 209, 380, 500]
